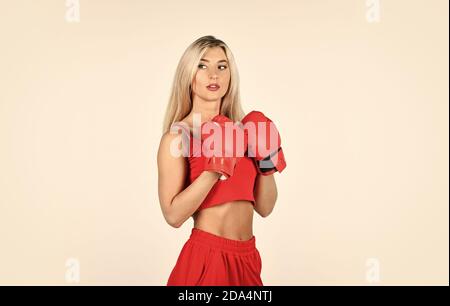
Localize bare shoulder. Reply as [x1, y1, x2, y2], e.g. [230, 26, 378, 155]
[180, 119, 193, 132]
[159, 130, 180, 145]
[158, 131, 182, 159]
[158, 126, 192, 162]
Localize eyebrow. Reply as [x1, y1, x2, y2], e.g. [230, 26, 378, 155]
[200, 58, 228, 63]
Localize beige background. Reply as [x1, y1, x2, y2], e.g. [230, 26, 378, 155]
[0, 0, 448, 285]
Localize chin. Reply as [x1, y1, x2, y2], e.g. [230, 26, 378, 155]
[205, 93, 222, 99]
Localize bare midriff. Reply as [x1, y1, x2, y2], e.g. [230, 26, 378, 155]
[193, 200, 254, 241]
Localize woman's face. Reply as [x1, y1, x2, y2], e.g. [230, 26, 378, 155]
[192, 47, 231, 102]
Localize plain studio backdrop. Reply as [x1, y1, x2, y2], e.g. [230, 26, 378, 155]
[0, 0, 448, 285]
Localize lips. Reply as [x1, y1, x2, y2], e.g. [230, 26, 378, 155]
[206, 83, 220, 90]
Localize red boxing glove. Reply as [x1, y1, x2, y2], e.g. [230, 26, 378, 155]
[241, 111, 286, 175]
[201, 114, 248, 179]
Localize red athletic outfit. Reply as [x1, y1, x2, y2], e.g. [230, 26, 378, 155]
[167, 228, 263, 286]
[166, 122, 263, 286]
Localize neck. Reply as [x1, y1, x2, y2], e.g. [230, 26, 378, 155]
[189, 96, 221, 123]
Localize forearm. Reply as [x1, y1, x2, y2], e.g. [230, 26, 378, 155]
[169, 171, 221, 227]
[253, 174, 278, 217]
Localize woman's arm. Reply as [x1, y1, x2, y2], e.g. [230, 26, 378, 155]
[253, 174, 278, 217]
[157, 132, 221, 228]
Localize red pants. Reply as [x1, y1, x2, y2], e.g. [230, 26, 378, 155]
[167, 228, 263, 286]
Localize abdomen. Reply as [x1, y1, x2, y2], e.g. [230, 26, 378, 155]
[193, 200, 254, 241]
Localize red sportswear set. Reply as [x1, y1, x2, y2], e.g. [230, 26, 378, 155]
[166, 111, 286, 286]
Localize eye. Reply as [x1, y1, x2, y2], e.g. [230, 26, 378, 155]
[197, 64, 228, 70]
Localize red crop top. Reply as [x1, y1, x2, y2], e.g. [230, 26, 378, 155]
[173, 122, 258, 211]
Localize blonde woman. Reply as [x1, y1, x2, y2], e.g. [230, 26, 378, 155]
[158, 35, 286, 286]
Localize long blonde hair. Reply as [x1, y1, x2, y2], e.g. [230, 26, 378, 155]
[162, 35, 245, 134]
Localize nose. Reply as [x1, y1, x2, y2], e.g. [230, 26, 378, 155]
[209, 68, 220, 80]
